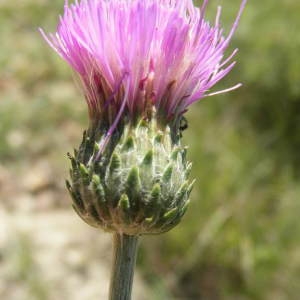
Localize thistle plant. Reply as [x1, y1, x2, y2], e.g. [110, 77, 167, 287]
[41, 0, 246, 299]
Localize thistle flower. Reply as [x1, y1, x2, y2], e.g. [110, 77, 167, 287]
[41, 1, 246, 298]
[41, 0, 246, 235]
[41, 0, 246, 129]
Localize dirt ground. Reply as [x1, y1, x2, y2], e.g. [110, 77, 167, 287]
[0, 163, 148, 300]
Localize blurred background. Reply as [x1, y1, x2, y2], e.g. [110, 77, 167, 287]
[0, 0, 299, 299]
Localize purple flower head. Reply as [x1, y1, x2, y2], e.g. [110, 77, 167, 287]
[41, 0, 246, 130]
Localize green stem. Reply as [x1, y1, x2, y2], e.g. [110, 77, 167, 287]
[109, 233, 139, 300]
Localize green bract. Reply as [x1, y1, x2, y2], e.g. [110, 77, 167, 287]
[66, 119, 194, 235]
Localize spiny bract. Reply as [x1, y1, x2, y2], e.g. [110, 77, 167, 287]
[66, 119, 194, 235]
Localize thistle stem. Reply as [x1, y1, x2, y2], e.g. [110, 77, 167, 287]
[109, 233, 139, 300]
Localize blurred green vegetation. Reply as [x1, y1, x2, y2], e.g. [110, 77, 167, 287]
[1, 0, 299, 299]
